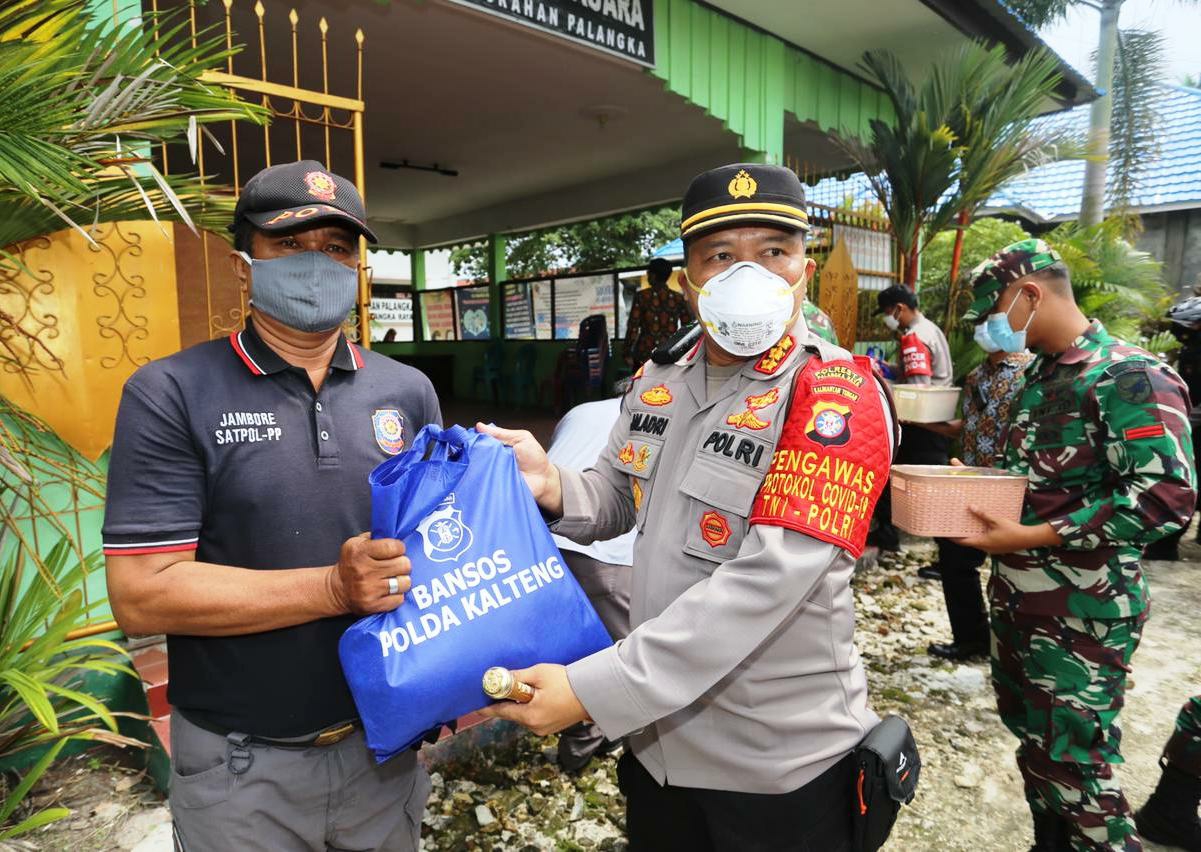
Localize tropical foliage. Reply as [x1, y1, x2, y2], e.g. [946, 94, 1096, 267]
[0, 0, 265, 249]
[450, 207, 680, 281]
[1006, 0, 1196, 223]
[0, 536, 142, 839]
[1046, 218, 1172, 345]
[914, 215, 1173, 378]
[917, 218, 1032, 331]
[838, 41, 1073, 288]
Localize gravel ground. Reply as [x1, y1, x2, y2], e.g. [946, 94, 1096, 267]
[12, 536, 1200, 851]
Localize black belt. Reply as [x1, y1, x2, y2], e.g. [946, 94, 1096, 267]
[179, 710, 360, 749]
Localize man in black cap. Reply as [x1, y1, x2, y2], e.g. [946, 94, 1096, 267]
[103, 160, 441, 851]
[479, 163, 898, 851]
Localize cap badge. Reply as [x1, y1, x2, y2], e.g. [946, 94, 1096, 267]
[728, 169, 758, 200]
[305, 170, 338, 202]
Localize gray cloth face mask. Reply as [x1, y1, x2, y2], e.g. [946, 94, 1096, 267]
[240, 250, 358, 333]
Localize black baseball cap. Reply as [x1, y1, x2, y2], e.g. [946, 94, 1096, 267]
[680, 163, 809, 240]
[230, 160, 377, 243]
[875, 284, 918, 314]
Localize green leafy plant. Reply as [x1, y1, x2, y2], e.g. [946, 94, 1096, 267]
[0, 0, 267, 249]
[917, 218, 1033, 328]
[0, 536, 142, 839]
[1044, 218, 1170, 343]
[1006, 0, 1197, 224]
[838, 41, 1072, 288]
[450, 207, 680, 281]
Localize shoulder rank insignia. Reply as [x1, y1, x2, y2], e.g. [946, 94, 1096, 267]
[754, 335, 795, 375]
[640, 384, 673, 406]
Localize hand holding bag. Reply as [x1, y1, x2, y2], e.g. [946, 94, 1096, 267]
[339, 425, 613, 762]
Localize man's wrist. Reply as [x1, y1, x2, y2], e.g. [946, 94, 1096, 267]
[321, 565, 350, 617]
[538, 465, 564, 518]
[1021, 522, 1061, 550]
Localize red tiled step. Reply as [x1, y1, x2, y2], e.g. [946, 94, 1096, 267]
[150, 715, 171, 757]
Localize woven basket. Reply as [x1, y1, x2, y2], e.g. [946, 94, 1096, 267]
[891, 386, 961, 423]
[890, 465, 1028, 537]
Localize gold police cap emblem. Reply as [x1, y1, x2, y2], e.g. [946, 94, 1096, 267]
[728, 169, 758, 200]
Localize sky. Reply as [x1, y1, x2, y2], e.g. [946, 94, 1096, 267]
[1039, 0, 1201, 85]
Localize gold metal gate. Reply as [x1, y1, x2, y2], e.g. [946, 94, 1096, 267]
[159, 0, 371, 345]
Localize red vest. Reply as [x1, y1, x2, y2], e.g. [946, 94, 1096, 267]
[750, 354, 892, 557]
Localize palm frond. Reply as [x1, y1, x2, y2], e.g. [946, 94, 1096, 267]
[0, 0, 265, 244]
[1106, 29, 1164, 215]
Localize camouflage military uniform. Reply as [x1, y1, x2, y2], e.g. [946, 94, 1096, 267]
[1164, 695, 1201, 777]
[994, 320, 1196, 850]
[802, 298, 839, 345]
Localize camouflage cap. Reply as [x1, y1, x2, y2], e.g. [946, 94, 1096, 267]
[962, 238, 1062, 322]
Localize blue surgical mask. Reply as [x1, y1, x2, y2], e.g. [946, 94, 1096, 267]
[973, 321, 1002, 353]
[985, 294, 1035, 353]
[240, 250, 358, 333]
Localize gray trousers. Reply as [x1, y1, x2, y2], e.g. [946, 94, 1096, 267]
[170, 711, 430, 852]
[562, 551, 631, 640]
[559, 551, 631, 765]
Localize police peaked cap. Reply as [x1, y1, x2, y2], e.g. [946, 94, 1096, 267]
[680, 163, 810, 240]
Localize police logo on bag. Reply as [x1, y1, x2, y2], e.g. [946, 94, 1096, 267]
[372, 409, 406, 455]
[417, 494, 474, 563]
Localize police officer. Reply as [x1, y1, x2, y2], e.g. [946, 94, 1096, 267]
[868, 284, 954, 555]
[479, 164, 897, 851]
[957, 240, 1196, 852]
[103, 161, 441, 851]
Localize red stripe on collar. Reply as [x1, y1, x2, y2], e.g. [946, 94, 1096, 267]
[229, 333, 265, 375]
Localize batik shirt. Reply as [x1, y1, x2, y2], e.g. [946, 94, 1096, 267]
[624, 286, 693, 367]
[995, 321, 1196, 618]
[960, 352, 1034, 467]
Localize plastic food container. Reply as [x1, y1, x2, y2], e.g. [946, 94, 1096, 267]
[889, 464, 1028, 537]
[890, 385, 962, 423]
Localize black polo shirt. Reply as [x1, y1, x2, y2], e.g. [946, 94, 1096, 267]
[102, 319, 441, 737]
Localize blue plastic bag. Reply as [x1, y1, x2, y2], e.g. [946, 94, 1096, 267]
[339, 424, 613, 762]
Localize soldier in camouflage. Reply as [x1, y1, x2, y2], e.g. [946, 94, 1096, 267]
[1135, 694, 1201, 849]
[802, 298, 840, 345]
[957, 239, 1197, 852]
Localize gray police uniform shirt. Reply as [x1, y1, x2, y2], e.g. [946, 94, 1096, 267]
[557, 320, 894, 795]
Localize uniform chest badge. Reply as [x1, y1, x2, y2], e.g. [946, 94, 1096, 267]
[805, 401, 852, 447]
[699, 510, 732, 547]
[726, 386, 781, 431]
[372, 409, 405, 455]
[640, 384, 673, 406]
[631, 479, 644, 511]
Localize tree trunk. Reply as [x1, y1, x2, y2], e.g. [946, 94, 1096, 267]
[944, 210, 970, 333]
[1080, 0, 1122, 226]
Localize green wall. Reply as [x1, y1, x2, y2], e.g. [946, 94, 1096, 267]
[651, 0, 892, 162]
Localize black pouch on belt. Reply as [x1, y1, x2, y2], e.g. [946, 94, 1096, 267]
[851, 714, 921, 852]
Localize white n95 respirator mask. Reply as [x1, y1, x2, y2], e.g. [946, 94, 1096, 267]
[686, 261, 805, 357]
